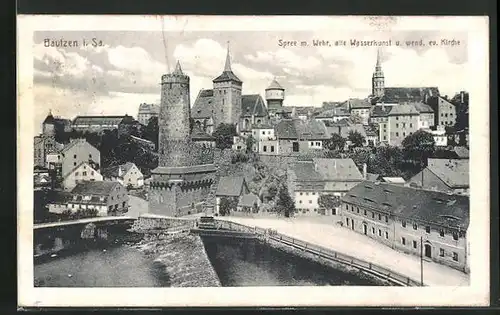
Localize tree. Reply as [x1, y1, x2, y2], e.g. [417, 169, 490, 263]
[347, 130, 365, 148]
[318, 194, 341, 212]
[350, 113, 363, 124]
[369, 146, 405, 178]
[143, 116, 159, 150]
[252, 202, 259, 213]
[212, 123, 237, 150]
[245, 135, 256, 153]
[219, 197, 237, 216]
[324, 133, 346, 152]
[402, 130, 436, 168]
[276, 184, 295, 218]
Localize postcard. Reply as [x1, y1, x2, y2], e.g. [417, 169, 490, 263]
[17, 15, 490, 307]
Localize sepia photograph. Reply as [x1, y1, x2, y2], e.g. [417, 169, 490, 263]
[17, 15, 490, 307]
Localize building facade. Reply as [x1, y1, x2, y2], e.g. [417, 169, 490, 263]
[341, 182, 469, 272]
[347, 99, 372, 125]
[62, 161, 103, 191]
[137, 103, 160, 125]
[59, 139, 101, 178]
[102, 162, 144, 188]
[428, 96, 457, 127]
[67, 181, 129, 216]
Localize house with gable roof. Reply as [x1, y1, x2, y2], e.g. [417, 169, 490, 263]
[101, 162, 144, 188]
[408, 158, 469, 195]
[214, 176, 250, 215]
[59, 139, 100, 178]
[275, 119, 330, 155]
[341, 182, 469, 272]
[287, 158, 364, 216]
[62, 161, 103, 191]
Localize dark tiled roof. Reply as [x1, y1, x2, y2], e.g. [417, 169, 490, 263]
[138, 103, 160, 114]
[72, 116, 128, 126]
[348, 98, 372, 109]
[371, 105, 393, 117]
[49, 191, 73, 205]
[216, 176, 246, 196]
[213, 71, 242, 83]
[316, 107, 350, 118]
[291, 158, 363, 182]
[60, 139, 93, 154]
[101, 162, 136, 179]
[251, 123, 274, 129]
[341, 181, 469, 230]
[43, 114, 56, 124]
[411, 102, 434, 113]
[241, 94, 268, 117]
[376, 87, 440, 104]
[238, 193, 260, 207]
[388, 104, 420, 116]
[70, 181, 121, 195]
[266, 79, 284, 90]
[276, 119, 329, 140]
[427, 159, 469, 188]
[192, 90, 216, 119]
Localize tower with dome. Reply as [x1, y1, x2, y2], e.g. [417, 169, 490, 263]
[265, 78, 285, 115]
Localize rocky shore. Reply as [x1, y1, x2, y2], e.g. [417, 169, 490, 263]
[133, 233, 221, 287]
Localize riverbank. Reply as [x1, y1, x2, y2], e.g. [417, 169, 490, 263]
[133, 233, 221, 287]
[219, 216, 470, 286]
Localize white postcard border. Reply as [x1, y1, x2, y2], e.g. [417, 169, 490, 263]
[17, 15, 490, 307]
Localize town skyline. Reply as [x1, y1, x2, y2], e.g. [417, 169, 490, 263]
[33, 30, 469, 134]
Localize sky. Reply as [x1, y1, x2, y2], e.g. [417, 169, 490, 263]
[32, 29, 469, 131]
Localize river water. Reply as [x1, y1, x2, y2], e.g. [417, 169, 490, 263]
[35, 235, 379, 287]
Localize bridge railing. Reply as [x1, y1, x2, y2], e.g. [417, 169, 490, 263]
[214, 219, 423, 287]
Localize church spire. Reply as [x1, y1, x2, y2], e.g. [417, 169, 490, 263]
[173, 60, 183, 75]
[224, 41, 232, 72]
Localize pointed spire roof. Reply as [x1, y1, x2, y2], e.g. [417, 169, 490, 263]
[173, 60, 184, 75]
[373, 48, 384, 77]
[266, 77, 284, 90]
[376, 48, 382, 67]
[43, 109, 55, 124]
[213, 41, 242, 83]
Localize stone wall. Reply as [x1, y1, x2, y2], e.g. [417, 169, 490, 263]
[130, 215, 196, 232]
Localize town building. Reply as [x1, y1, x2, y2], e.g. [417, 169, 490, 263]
[236, 192, 261, 213]
[148, 61, 216, 217]
[265, 78, 285, 116]
[341, 182, 469, 272]
[215, 176, 250, 215]
[66, 181, 129, 216]
[102, 162, 144, 188]
[251, 123, 276, 154]
[373, 104, 423, 146]
[191, 127, 216, 148]
[346, 98, 372, 125]
[275, 119, 329, 155]
[408, 158, 469, 195]
[34, 167, 51, 190]
[425, 126, 448, 147]
[62, 161, 103, 191]
[59, 139, 101, 178]
[427, 96, 457, 127]
[191, 45, 269, 134]
[71, 114, 140, 136]
[315, 107, 351, 124]
[325, 120, 367, 144]
[287, 158, 364, 215]
[137, 103, 160, 125]
[231, 136, 247, 152]
[412, 102, 435, 129]
[33, 135, 60, 168]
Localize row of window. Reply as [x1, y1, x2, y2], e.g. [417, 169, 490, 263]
[395, 122, 414, 128]
[345, 204, 389, 223]
[262, 145, 275, 152]
[400, 237, 459, 261]
[440, 113, 454, 117]
[74, 154, 93, 159]
[309, 141, 322, 146]
[401, 220, 459, 240]
[74, 171, 95, 176]
[298, 200, 314, 204]
[300, 192, 317, 196]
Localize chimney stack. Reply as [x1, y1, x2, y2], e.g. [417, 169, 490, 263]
[460, 91, 465, 104]
[363, 163, 367, 180]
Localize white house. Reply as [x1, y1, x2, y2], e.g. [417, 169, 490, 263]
[102, 162, 144, 188]
[62, 161, 103, 191]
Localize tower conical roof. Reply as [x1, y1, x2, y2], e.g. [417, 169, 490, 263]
[173, 60, 184, 75]
[43, 110, 55, 124]
[213, 41, 242, 83]
[266, 78, 284, 90]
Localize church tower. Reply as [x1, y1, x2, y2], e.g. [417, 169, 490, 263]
[149, 61, 216, 217]
[212, 42, 243, 129]
[372, 49, 385, 98]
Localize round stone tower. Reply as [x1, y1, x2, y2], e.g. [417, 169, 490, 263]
[158, 61, 191, 167]
[265, 78, 285, 113]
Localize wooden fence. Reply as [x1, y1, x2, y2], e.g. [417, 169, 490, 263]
[215, 220, 424, 287]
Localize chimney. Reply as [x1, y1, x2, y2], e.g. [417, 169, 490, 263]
[460, 91, 465, 104]
[118, 166, 123, 177]
[363, 163, 367, 179]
